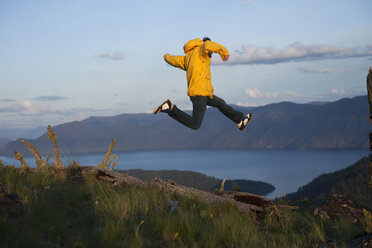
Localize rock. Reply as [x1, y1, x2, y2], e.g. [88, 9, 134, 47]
[314, 194, 370, 224]
[315, 195, 372, 247]
[346, 232, 372, 248]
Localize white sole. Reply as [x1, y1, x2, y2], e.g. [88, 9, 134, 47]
[153, 99, 170, 114]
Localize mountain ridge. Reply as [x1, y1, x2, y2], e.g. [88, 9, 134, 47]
[284, 155, 372, 210]
[0, 95, 369, 156]
[0, 139, 10, 150]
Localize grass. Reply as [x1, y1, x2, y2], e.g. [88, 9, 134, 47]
[0, 165, 367, 248]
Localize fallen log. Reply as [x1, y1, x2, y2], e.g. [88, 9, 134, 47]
[75, 166, 265, 212]
[152, 177, 266, 213]
[216, 190, 275, 209]
[77, 166, 290, 214]
[79, 166, 145, 187]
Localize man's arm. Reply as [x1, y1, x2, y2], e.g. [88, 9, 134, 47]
[164, 54, 186, 70]
[202, 41, 229, 61]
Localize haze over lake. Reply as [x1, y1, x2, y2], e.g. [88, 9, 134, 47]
[1, 149, 369, 198]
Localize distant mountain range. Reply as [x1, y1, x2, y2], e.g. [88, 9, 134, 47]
[0, 139, 10, 150]
[0, 126, 46, 140]
[0, 96, 369, 156]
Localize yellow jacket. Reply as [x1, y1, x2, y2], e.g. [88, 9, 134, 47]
[164, 38, 229, 98]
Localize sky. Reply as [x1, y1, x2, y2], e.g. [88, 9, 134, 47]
[0, 0, 371, 129]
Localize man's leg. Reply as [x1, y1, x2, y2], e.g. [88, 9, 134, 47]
[168, 96, 208, 130]
[207, 95, 244, 124]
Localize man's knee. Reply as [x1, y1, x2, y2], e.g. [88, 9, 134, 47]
[190, 120, 202, 130]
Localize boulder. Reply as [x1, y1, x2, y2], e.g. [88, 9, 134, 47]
[314, 194, 370, 224]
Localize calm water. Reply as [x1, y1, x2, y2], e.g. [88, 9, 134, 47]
[1, 149, 369, 198]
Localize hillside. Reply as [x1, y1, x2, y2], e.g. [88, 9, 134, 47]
[1, 165, 369, 247]
[0, 96, 369, 155]
[122, 169, 275, 196]
[285, 155, 372, 209]
[0, 139, 10, 150]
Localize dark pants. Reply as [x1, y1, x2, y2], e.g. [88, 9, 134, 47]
[168, 95, 244, 130]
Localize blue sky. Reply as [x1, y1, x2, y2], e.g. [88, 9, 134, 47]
[0, 0, 371, 128]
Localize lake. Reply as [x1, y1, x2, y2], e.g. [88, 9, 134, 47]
[0, 149, 369, 198]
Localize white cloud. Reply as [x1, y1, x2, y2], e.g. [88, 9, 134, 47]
[221, 42, 372, 65]
[95, 52, 125, 61]
[245, 88, 261, 98]
[0, 98, 17, 102]
[331, 89, 346, 95]
[286, 90, 302, 97]
[265, 92, 279, 98]
[245, 88, 279, 98]
[297, 67, 335, 74]
[20, 101, 51, 115]
[0, 101, 51, 115]
[0, 100, 117, 128]
[33, 95, 68, 101]
[236, 102, 261, 107]
[297, 66, 367, 74]
[0, 100, 109, 116]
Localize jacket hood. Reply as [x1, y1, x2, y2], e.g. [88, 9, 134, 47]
[183, 38, 204, 53]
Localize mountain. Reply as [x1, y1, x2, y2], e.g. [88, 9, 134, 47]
[284, 155, 372, 210]
[0, 96, 369, 156]
[0, 126, 46, 140]
[0, 139, 10, 150]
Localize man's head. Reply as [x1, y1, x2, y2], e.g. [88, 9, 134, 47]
[203, 37, 211, 42]
[203, 37, 212, 57]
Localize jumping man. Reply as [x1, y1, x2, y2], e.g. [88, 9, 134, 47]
[154, 37, 252, 131]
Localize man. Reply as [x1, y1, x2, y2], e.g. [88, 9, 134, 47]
[153, 37, 251, 131]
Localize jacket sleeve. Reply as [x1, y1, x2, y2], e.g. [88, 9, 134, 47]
[202, 41, 229, 60]
[164, 54, 186, 71]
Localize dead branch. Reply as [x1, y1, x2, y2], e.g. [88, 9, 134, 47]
[45, 154, 50, 166]
[72, 160, 80, 168]
[106, 154, 115, 170]
[110, 154, 120, 171]
[46, 125, 64, 169]
[97, 138, 116, 170]
[20, 139, 47, 169]
[220, 178, 226, 191]
[14, 151, 30, 172]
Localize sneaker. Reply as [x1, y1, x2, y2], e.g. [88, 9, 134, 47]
[237, 113, 252, 131]
[153, 99, 172, 114]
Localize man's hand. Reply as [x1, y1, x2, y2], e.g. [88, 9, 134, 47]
[222, 55, 229, 62]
